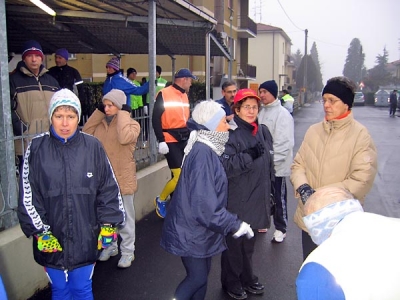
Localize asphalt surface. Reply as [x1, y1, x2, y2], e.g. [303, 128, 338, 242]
[29, 101, 400, 300]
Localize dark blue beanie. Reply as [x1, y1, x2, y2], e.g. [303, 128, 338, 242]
[259, 80, 278, 99]
[55, 48, 69, 61]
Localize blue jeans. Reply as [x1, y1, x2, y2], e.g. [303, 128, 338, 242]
[45, 264, 95, 300]
[175, 256, 212, 300]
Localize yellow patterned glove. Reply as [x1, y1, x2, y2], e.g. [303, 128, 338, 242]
[97, 225, 117, 250]
[36, 232, 62, 252]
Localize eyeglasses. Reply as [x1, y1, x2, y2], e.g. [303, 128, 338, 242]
[241, 105, 259, 111]
[322, 98, 341, 105]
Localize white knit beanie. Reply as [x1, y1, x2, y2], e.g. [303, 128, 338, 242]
[192, 100, 226, 131]
[48, 89, 82, 122]
[102, 89, 126, 109]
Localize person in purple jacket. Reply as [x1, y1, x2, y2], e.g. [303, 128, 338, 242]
[160, 101, 254, 300]
[102, 57, 149, 106]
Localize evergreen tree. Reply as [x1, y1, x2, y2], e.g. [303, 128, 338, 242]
[310, 42, 323, 90]
[364, 47, 393, 91]
[295, 54, 323, 92]
[343, 38, 365, 84]
[293, 49, 303, 70]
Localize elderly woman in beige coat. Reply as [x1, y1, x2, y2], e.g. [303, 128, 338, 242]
[83, 89, 140, 268]
[290, 76, 377, 260]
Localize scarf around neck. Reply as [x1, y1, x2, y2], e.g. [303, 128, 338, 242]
[182, 129, 229, 166]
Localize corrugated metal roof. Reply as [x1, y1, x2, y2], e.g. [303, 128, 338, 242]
[5, 0, 229, 56]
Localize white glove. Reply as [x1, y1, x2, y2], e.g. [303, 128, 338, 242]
[233, 222, 254, 239]
[246, 226, 254, 239]
[143, 106, 148, 116]
[158, 142, 169, 155]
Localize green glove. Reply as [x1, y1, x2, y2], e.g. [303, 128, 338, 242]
[97, 225, 117, 250]
[35, 232, 62, 253]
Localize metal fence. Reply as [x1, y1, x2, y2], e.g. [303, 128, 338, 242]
[0, 112, 155, 232]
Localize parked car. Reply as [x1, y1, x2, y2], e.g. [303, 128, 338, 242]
[374, 89, 391, 107]
[353, 92, 365, 106]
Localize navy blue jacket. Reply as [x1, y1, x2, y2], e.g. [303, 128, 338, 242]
[160, 121, 241, 258]
[216, 97, 232, 116]
[18, 129, 125, 271]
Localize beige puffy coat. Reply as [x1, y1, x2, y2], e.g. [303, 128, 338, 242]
[82, 109, 140, 195]
[290, 112, 377, 231]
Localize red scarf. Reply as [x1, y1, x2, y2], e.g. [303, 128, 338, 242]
[334, 110, 351, 120]
[251, 122, 258, 136]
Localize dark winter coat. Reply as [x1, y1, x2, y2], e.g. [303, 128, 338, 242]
[160, 121, 241, 258]
[390, 91, 398, 105]
[47, 64, 84, 96]
[18, 129, 125, 271]
[221, 115, 274, 229]
[9, 61, 59, 155]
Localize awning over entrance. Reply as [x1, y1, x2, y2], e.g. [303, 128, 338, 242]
[5, 0, 229, 57]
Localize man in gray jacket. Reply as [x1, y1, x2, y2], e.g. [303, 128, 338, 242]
[258, 80, 294, 242]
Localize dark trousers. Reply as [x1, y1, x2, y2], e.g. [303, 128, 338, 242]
[221, 233, 258, 290]
[175, 256, 212, 300]
[302, 230, 318, 261]
[165, 141, 187, 169]
[390, 103, 397, 116]
[272, 176, 288, 233]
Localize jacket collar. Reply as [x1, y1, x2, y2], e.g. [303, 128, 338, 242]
[231, 114, 258, 132]
[261, 99, 280, 109]
[19, 60, 47, 77]
[50, 126, 80, 144]
[172, 83, 186, 93]
[322, 111, 353, 132]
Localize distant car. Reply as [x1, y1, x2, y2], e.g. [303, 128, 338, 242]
[353, 92, 365, 106]
[374, 90, 391, 107]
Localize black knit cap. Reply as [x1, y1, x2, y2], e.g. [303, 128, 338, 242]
[127, 68, 137, 77]
[259, 80, 278, 99]
[322, 81, 354, 108]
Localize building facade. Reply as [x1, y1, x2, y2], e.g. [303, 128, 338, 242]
[249, 23, 294, 91]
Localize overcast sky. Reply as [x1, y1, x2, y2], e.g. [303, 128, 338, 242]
[249, 0, 399, 83]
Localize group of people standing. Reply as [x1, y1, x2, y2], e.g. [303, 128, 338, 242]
[10, 39, 383, 300]
[157, 76, 379, 300]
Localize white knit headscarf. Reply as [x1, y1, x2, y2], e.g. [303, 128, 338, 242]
[303, 199, 363, 245]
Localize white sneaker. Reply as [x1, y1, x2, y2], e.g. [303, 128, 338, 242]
[271, 230, 286, 243]
[98, 247, 118, 261]
[118, 254, 135, 268]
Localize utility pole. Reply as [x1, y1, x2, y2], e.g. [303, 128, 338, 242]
[303, 29, 308, 103]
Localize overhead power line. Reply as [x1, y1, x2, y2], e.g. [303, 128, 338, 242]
[276, 0, 304, 32]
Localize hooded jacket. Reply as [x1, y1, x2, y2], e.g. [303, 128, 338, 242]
[82, 109, 141, 194]
[17, 129, 125, 271]
[290, 112, 377, 231]
[258, 99, 294, 177]
[160, 120, 241, 258]
[221, 115, 274, 229]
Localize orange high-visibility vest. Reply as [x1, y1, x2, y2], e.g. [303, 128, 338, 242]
[161, 86, 190, 143]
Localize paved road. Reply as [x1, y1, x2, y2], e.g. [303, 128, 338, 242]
[29, 102, 400, 300]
